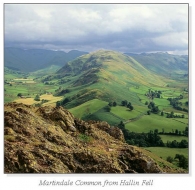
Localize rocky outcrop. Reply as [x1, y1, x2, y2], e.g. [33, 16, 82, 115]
[4, 102, 163, 173]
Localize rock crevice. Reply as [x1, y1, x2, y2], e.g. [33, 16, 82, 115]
[4, 102, 162, 173]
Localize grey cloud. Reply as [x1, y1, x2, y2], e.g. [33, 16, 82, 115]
[4, 4, 188, 54]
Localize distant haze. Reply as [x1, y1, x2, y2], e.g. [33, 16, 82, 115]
[4, 4, 188, 55]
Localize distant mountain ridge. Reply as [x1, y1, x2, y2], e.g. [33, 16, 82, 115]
[125, 52, 188, 76]
[4, 47, 88, 72]
[5, 47, 188, 75]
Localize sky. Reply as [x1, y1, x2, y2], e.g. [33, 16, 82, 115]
[4, 4, 188, 54]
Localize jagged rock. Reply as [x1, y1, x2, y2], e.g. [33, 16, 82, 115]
[69, 126, 77, 132]
[4, 102, 183, 173]
[109, 126, 125, 142]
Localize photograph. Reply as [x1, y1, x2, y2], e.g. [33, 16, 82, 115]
[4, 3, 189, 175]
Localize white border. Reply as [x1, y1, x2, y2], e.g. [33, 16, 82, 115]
[1, 0, 194, 190]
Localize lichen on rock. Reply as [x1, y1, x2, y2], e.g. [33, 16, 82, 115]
[4, 102, 167, 173]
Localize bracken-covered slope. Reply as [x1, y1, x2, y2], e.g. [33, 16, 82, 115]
[55, 50, 171, 108]
[4, 102, 166, 173]
[57, 50, 166, 86]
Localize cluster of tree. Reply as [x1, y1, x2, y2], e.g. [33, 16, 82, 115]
[108, 101, 117, 107]
[17, 93, 23, 97]
[166, 139, 188, 148]
[118, 121, 189, 148]
[44, 81, 55, 85]
[182, 108, 188, 113]
[167, 154, 188, 169]
[166, 111, 185, 118]
[147, 102, 160, 114]
[34, 94, 40, 101]
[175, 154, 188, 169]
[104, 105, 111, 112]
[121, 100, 134, 111]
[55, 88, 70, 96]
[104, 101, 118, 112]
[34, 99, 49, 107]
[118, 122, 164, 147]
[184, 126, 189, 137]
[56, 97, 70, 107]
[159, 126, 188, 137]
[4, 80, 9, 85]
[58, 78, 71, 84]
[121, 100, 129, 106]
[167, 96, 188, 113]
[42, 75, 52, 82]
[41, 99, 49, 104]
[145, 89, 162, 100]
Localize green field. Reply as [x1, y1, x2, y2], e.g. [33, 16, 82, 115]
[179, 98, 188, 104]
[143, 147, 188, 170]
[172, 118, 188, 124]
[4, 77, 58, 103]
[84, 108, 122, 126]
[12, 94, 63, 107]
[144, 147, 188, 160]
[153, 98, 170, 106]
[69, 99, 108, 119]
[159, 135, 188, 143]
[111, 106, 144, 120]
[125, 114, 187, 133]
[130, 85, 150, 94]
[4, 50, 189, 172]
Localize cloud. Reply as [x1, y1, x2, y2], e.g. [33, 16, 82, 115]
[4, 4, 188, 54]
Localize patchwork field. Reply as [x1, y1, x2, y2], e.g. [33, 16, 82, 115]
[125, 114, 187, 133]
[13, 94, 63, 107]
[4, 77, 58, 103]
[4, 50, 189, 172]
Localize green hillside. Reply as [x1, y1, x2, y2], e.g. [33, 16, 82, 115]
[58, 50, 167, 86]
[30, 65, 61, 77]
[125, 52, 188, 77]
[4, 47, 88, 72]
[55, 50, 173, 109]
[4, 49, 189, 171]
[69, 99, 108, 119]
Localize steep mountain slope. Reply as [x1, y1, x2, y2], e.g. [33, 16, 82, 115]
[125, 52, 188, 76]
[55, 50, 171, 108]
[5, 102, 184, 173]
[58, 50, 166, 85]
[4, 47, 88, 72]
[30, 65, 61, 77]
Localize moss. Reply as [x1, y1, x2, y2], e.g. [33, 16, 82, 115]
[5, 135, 16, 142]
[78, 134, 93, 144]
